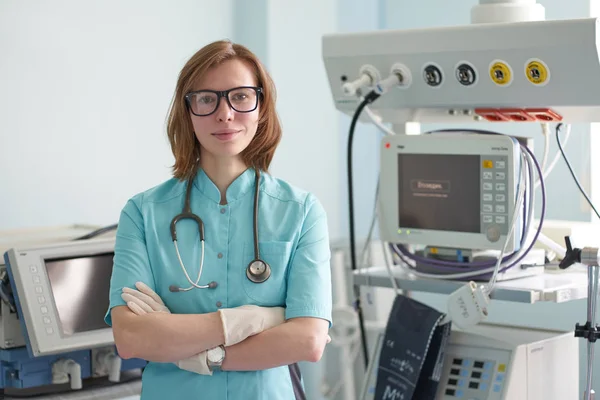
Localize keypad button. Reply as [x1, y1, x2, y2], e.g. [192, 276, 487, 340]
[33, 276, 41, 284]
[497, 161, 506, 169]
[45, 327, 54, 335]
[495, 172, 506, 180]
[483, 183, 493, 191]
[37, 296, 45, 304]
[483, 204, 493, 212]
[40, 306, 48, 314]
[487, 225, 501, 242]
[483, 172, 493, 179]
[495, 194, 506, 202]
[43, 316, 51, 324]
[495, 205, 506, 213]
[495, 183, 506, 191]
[495, 216, 506, 224]
[35, 286, 43, 294]
[483, 215, 493, 223]
[29, 266, 38, 274]
[483, 193, 493, 202]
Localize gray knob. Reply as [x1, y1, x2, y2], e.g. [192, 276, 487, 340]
[486, 225, 501, 242]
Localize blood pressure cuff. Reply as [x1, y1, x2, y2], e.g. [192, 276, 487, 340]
[374, 294, 452, 400]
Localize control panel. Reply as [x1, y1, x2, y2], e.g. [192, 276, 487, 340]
[323, 17, 600, 123]
[480, 156, 510, 243]
[440, 356, 508, 399]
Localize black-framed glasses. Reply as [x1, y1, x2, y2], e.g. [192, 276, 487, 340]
[184, 86, 263, 117]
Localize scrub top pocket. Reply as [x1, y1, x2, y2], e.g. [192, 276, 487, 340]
[241, 241, 292, 306]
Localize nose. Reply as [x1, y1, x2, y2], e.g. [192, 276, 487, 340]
[215, 96, 234, 122]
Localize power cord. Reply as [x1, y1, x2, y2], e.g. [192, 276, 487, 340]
[556, 123, 600, 220]
[73, 224, 118, 240]
[347, 90, 381, 368]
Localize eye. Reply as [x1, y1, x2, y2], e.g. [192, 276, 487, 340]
[198, 96, 215, 104]
[231, 93, 248, 101]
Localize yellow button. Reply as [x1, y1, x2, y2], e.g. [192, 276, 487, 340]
[483, 160, 493, 169]
[498, 364, 506, 372]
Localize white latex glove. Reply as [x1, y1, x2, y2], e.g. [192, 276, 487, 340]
[120, 283, 211, 375]
[121, 282, 170, 315]
[175, 351, 212, 376]
[218, 305, 285, 347]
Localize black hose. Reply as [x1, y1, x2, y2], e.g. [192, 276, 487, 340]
[347, 90, 381, 368]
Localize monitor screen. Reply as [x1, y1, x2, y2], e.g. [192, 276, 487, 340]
[44, 253, 113, 336]
[398, 154, 481, 233]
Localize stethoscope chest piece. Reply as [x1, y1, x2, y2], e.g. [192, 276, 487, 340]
[246, 259, 271, 283]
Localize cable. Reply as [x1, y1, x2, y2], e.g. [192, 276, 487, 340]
[364, 105, 396, 136]
[535, 123, 572, 189]
[540, 123, 551, 173]
[347, 90, 381, 368]
[487, 151, 529, 293]
[556, 123, 600, 220]
[73, 224, 118, 240]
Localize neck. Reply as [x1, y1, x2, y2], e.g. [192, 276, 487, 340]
[200, 154, 248, 204]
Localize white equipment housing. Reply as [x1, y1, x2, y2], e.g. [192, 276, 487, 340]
[362, 324, 579, 400]
[322, 17, 600, 123]
[438, 325, 579, 399]
[4, 238, 116, 356]
[378, 132, 522, 252]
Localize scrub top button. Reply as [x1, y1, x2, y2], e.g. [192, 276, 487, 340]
[217, 253, 223, 259]
[220, 208, 226, 214]
[216, 301, 222, 308]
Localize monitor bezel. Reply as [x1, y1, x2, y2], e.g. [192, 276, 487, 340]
[378, 132, 522, 252]
[5, 238, 115, 357]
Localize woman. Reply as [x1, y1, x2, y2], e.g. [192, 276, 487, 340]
[105, 40, 332, 399]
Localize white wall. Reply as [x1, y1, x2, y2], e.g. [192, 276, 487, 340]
[0, 0, 233, 230]
[266, 0, 342, 240]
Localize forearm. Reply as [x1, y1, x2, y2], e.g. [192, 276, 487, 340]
[221, 317, 328, 371]
[113, 307, 224, 363]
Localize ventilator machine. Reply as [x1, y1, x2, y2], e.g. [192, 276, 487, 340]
[0, 226, 144, 399]
[323, 1, 600, 399]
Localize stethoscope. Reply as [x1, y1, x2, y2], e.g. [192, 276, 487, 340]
[168, 168, 271, 293]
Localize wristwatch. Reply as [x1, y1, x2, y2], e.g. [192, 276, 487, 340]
[207, 345, 226, 372]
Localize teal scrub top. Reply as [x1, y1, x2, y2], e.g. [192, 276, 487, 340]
[105, 167, 333, 400]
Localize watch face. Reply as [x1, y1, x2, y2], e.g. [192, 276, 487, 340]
[208, 346, 225, 363]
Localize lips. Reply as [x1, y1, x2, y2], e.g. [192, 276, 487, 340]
[212, 129, 241, 141]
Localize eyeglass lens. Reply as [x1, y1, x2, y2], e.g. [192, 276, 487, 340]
[188, 87, 258, 116]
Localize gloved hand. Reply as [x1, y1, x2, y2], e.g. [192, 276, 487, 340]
[121, 282, 170, 315]
[120, 283, 286, 374]
[218, 305, 285, 347]
[121, 283, 211, 375]
[122, 283, 286, 347]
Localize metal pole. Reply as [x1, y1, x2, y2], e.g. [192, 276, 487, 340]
[584, 266, 599, 400]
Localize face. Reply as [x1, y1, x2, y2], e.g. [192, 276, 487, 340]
[188, 59, 260, 162]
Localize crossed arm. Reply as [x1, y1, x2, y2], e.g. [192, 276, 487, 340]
[110, 194, 332, 372]
[111, 302, 329, 370]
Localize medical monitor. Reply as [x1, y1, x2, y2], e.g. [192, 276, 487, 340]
[378, 132, 522, 252]
[4, 238, 115, 357]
